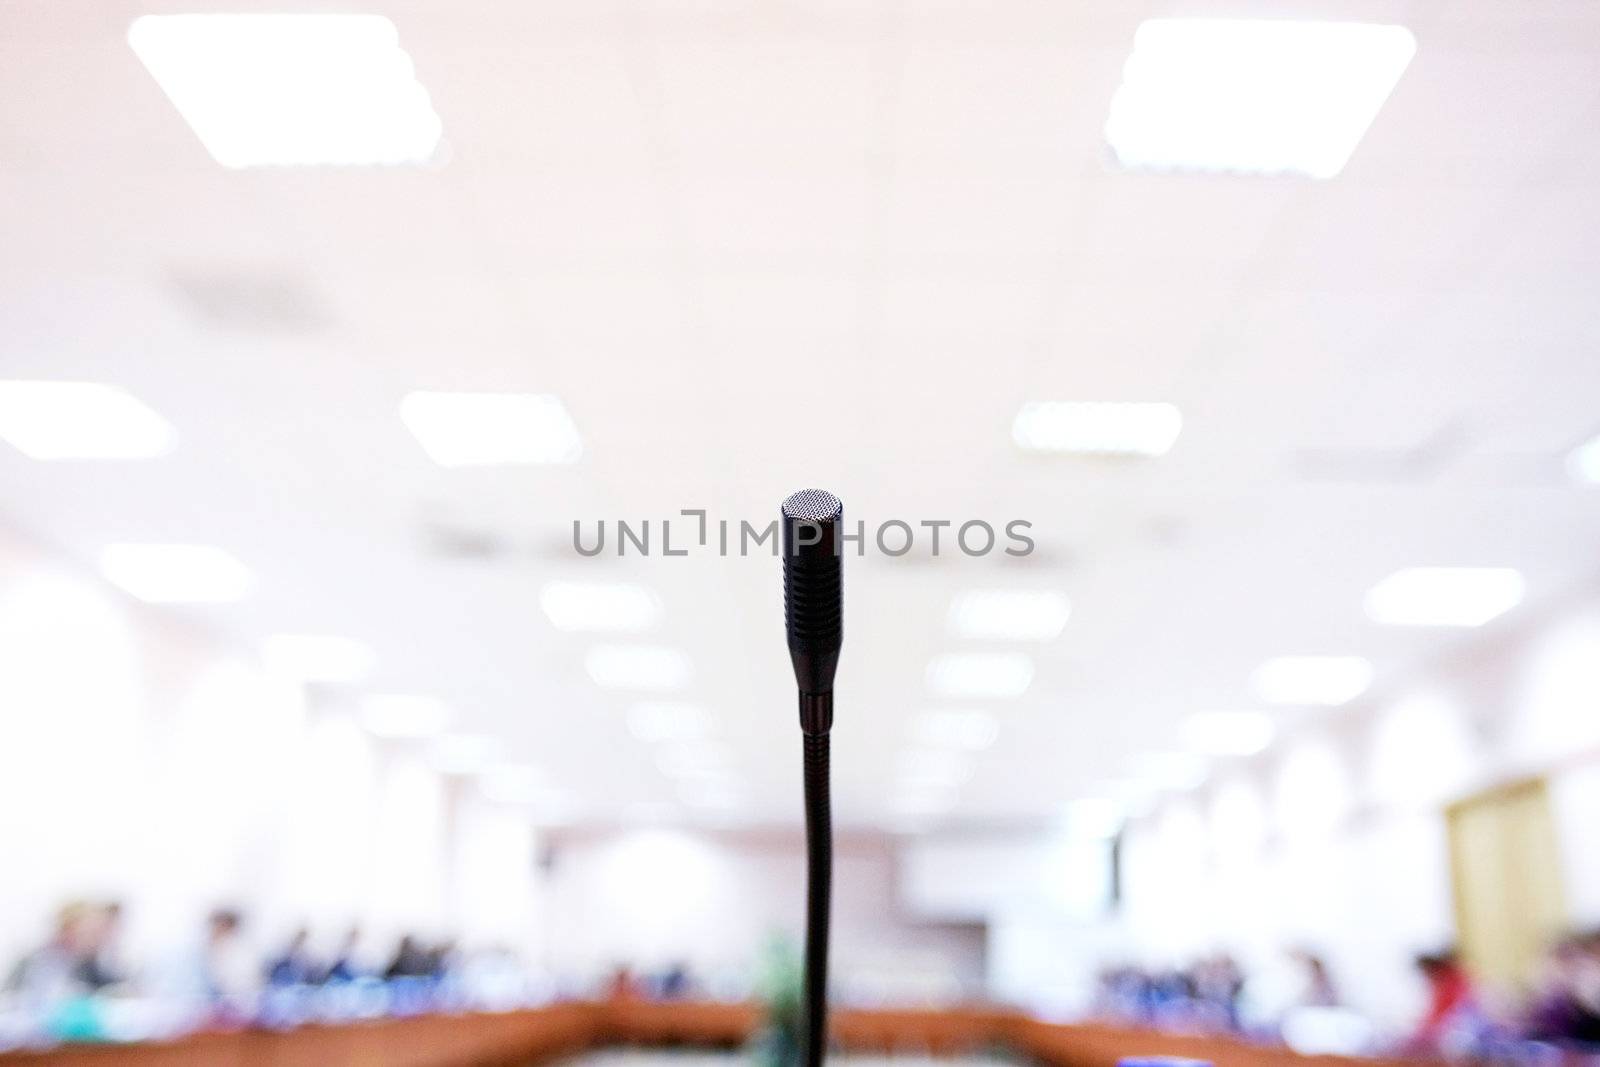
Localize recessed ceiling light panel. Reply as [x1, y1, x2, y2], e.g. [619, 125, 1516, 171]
[1182, 711, 1275, 756]
[128, 14, 443, 168]
[98, 543, 253, 603]
[948, 590, 1070, 641]
[260, 633, 375, 683]
[1105, 19, 1416, 179]
[627, 702, 712, 743]
[1013, 401, 1182, 456]
[585, 645, 692, 691]
[1062, 797, 1125, 839]
[360, 694, 451, 739]
[1251, 655, 1374, 706]
[1568, 433, 1600, 484]
[1364, 567, 1524, 627]
[541, 581, 661, 633]
[431, 733, 497, 775]
[927, 652, 1034, 699]
[915, 710, 1001, 751]
[399, 391, 582, 466]
[0, 381, 176, 460]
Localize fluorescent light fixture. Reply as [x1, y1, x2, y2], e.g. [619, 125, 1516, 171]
[431, 733, 496, 775]
[585, 644, 692, 691]
[627, 702, 712, 743]
[915, 710, 1000, 751]
[1105, 19, 1416, 179]
[359, 694, 451, 739]
[1568, 433, 1600, 483]
[0, 381, 177, 460]
[260, 633, 375, 683]
[541, 581, 661, 633]
[1364, 567, 1525, 628]
[127, 14, 443, 168]
[897, 749, 973, 790]
[1098, 778, 1160, 819]
[927, 652, 1034, 699]
[480, 765, 565, 811]
[1128, 751, 1210, 792]
[98, 543, 254, 603]
[1183, 711, 1275, 756]
[398, 392, 581, 466]
[1251, 655, 1374, 706]
[1063, 798, 1125, 839]
[1012, 401, 1182, 457]
[948, 590, 1070, 641]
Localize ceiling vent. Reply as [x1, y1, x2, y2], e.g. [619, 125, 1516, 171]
[170, 267, 334, 333]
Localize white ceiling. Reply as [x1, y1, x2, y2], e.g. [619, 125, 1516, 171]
[3, 0, 1600, 830]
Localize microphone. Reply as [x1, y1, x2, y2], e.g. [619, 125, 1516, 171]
[780, 489, 843, 1067]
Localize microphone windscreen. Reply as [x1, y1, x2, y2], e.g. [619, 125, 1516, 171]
[781, 489, 843, 695]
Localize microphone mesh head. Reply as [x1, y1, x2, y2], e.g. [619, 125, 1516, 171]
[782, 489, 842, 523]
[781, 489, 843, 695]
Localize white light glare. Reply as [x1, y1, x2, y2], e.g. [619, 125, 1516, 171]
[679, 779, 744, 809]
[1364, 567, 1524, 628]
[399, 392, 582, 466]
[1183, 711, 1275, 757]
[480, 765, 566, 815]
[360, 694, 451, 739]
[585, 645, 692, 691]
[1012, 402, 1182, 457]
[656, 742, 734, 780]
[1106, 19, 1417, 179]
[915, 710, 1001, 751]
[541, 581, 661, 633]
[128, 14, 443, 168]
[627, 702, 712, 743]
[926, 652, 1034, 699]
[99, 543, 254, 604]
[1251, 655, 1374, 706]
[1568, 433, 1600, 483]
[1063, 798, 1125, 839]
[0, 381, 177, 460]
[260, 634, 376, 683]
[1128, 751, 1210, 792]
[431, 733, 497, 775]
[948, 590, 1070, 641]
[898, 749, 973, 790]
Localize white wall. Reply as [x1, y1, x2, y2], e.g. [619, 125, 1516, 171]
[539, 828, 984, 1004]
[0, 528, 538, 977]
[1089, 601, 1600, 1030]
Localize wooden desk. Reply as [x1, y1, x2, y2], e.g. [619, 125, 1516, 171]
[0, 999, 1434, 1067]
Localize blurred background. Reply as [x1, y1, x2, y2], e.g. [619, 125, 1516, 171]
[2, 0, 1600, 1063]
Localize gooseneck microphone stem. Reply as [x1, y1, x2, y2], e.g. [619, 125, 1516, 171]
[800, 715, 831, 1067]
[781, 490, 844, 1067]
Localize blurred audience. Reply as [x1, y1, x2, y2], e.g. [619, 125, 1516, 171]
[4, 903, 101, 1006]
[1405, 949, 1488, 1057]
[1092, 935, 1600, 1059]
[322, 927, 364, 984]
[265, 928, 317, 989]
[1525, 928, 1600, 1046]
[7, 897, 1600, 1059]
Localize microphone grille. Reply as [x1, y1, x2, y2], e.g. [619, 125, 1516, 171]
[782, 489, 842, 523]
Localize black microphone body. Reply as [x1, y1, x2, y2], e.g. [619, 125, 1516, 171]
[781, 489, 843, 1067]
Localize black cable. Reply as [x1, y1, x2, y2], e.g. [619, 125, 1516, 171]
[801, 725, 832, 1067]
